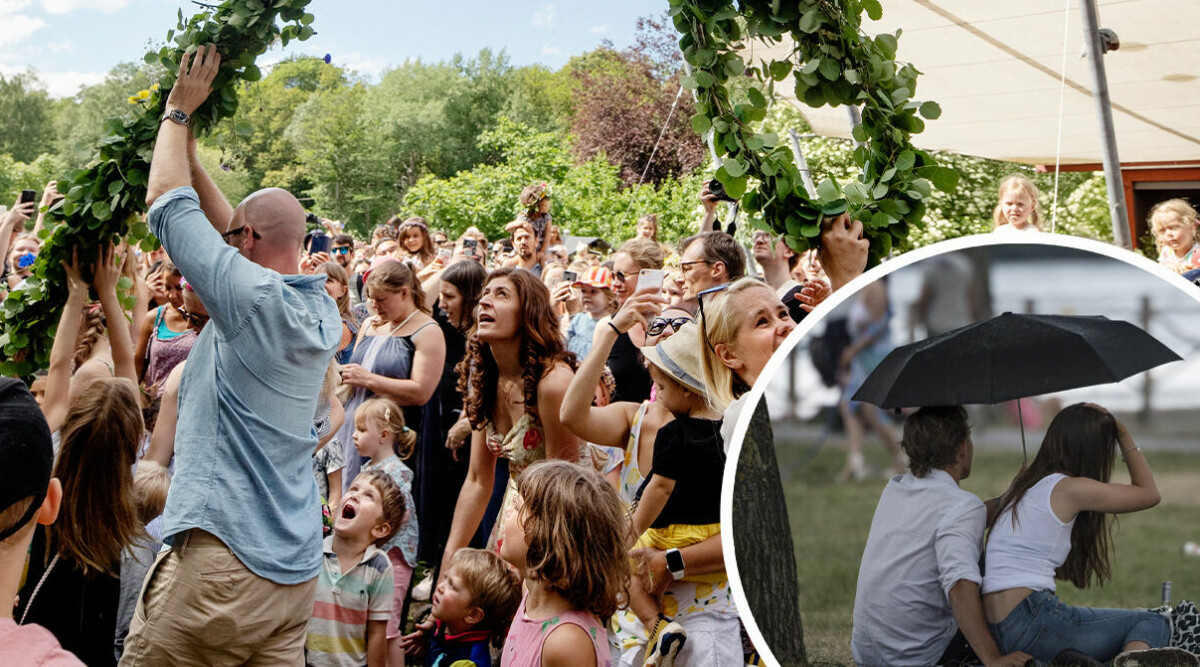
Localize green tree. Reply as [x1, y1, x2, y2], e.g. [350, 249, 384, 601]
[51, 62, 164, 167]
[0, 72, 54, 164]
[286, 83, 394, 233]
[0, 154, 66, 205]
[402, 117, 705, 243]
[211, 55, 348, 193]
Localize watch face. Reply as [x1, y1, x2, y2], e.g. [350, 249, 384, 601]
[665, 548, 685, 573]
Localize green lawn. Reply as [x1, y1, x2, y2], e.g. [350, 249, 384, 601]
[774, 432, 1200, 667]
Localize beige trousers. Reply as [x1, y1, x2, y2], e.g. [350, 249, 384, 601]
[120, 529, 317, 666]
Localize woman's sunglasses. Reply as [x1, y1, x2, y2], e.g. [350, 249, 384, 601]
[696, 283, 731, 353]
[646, 316, 693, 337]
[178, 307, 210, 329]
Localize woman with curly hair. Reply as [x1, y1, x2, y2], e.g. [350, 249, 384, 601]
[440, 268, 581, 571]
[982, 403, 1172, 664]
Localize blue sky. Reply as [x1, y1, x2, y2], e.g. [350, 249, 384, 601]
[0, 0, 665, 97]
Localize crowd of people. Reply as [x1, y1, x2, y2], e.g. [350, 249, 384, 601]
[0, 45, 867, 667]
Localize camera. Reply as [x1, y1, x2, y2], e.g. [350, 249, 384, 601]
[706, 178, 737, 203]
[305, 212, 319, 226]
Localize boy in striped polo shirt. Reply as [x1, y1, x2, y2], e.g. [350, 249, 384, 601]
[307, 470, 406, 667]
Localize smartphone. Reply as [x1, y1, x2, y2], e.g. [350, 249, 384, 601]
[638, 268, 664, 293]
[20, 190, 36, 205]
[438, 248, 452, 262]
[562, 270, 578, 283]
[309, 233, 332, 255]
[462, 238, 479, 256]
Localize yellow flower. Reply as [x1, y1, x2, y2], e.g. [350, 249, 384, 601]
[150, 82, 160, 91]
[127, 89, 152, 104]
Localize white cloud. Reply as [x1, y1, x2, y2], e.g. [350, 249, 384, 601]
[590, 25, 609, 35]
[40, 0, 130, 14]
[37, 69, 105, 97]
[0, 12, 46, 46]
[46, 40, 70, 53]
[531, 3, 555, 29]
[335, 52, 386, 80]
[541, 44, 561, 56]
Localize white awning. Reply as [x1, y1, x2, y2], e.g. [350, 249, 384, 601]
[743, 0, 1200, 165]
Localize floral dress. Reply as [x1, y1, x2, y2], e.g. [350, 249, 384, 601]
[484, 414, 546, 553]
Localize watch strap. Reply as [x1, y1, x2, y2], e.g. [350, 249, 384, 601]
[160, 109, 190, 126]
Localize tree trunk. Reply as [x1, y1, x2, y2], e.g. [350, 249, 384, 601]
[733, 397, 807, 665]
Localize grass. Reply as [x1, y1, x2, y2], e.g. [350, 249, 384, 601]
[772, 427, 1200, 667]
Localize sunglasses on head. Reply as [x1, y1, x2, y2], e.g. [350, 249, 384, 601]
[646, 316, 693, 337]
[178, 307, 209, 329]
[696, 283, 731, 353]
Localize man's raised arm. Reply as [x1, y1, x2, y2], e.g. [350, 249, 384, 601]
[146, 45, 221, 209]
[187, 132, 235, 233]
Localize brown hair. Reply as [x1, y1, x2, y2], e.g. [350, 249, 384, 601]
[0, 497, 35, 546]
[614, 238, 665, 271]
[316, 261, 353, 320]
[516, 460, 629, 618]
[353, 469, 406, 546]
[987, 404, 1117, 589]
[74, 305, 107, 369]
[679, 231, 746, 279]
[365, 259, 427, 314]
[456, 268, 575, 429]
[440, 259, 487, 331]
[398, 217, 436, 266]
[447, 548, 522, 640]
[354, 396, 417, 459]
[900, 406, 970, 478]
[49, 377, 145, 575]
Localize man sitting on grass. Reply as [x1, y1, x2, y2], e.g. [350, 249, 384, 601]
[851, 406, 1030, 667]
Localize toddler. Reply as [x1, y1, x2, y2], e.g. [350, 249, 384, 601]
[353, 397, 420, 664]
[1148, 199, 1200, 273]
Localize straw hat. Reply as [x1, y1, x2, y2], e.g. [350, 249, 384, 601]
[641, 322, 706, 395]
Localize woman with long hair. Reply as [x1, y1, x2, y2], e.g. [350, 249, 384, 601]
[440, 268, 581, 570]
[982, 403, 1170, 663]
[414, 258, 486, 570]
[314, 260, 360, 364]
[335, 259, 446, 488]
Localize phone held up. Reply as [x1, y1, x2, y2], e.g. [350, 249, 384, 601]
[19, 190, 36, 205]
[637, 268, 664, 294]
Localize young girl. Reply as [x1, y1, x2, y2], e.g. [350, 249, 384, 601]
[498, 460, 628, 667]
[561, 266, 614, 361]
[1148, 198, 1200, 273]
[134, 261, 194, 395]
[992, 174, 1043, 233]
[982, 403, 1171, 664]
[315, 261, 360, 364]
[629, 323, 731, 664]
[353, 395, 420, 663]
[397, 217, 436, 270]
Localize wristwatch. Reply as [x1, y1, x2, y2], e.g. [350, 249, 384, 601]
[665, 548, 685, 581]
[160, 109, 190, 127]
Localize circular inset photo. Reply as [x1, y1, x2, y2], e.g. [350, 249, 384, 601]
[723, 236, 1200, 667]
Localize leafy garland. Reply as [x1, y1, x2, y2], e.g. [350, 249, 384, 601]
[0, 0, 315, 377]
[672, 0, 960, 260]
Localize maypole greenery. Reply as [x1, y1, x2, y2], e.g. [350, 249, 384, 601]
[672, 0, 959, 261]
[0, 0, 315, 376]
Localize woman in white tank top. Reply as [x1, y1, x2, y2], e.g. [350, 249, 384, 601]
[980, 403, 1169, 663]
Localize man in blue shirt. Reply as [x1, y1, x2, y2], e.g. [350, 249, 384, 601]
[121, 45, 340, 665]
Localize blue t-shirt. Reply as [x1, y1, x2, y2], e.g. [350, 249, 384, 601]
[565, 312, 600, 361]
[150, 187, 341, 584]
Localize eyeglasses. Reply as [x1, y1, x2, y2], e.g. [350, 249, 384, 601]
[696, 283, 731, 353]
[331, 246, 352, 255]
[178, 307, 209, 329]
[221, 225, 262, 246]
[646, 316, 694, 337]
[680, 259, 711, 272]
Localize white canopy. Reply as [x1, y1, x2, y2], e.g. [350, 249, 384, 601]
[744, 0, 1200, 165]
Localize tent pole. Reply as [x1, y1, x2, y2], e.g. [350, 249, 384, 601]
[1079, 0, 1132, 249]
[786, 129, 819, 198]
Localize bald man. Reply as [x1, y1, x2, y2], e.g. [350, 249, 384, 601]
[122, 45, 341, 665]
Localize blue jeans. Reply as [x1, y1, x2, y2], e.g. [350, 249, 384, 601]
[988, 589, 1169, 663]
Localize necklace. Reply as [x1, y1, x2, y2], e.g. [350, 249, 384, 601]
[381, 308, 420, 336]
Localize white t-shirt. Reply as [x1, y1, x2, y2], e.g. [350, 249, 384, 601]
[852, 469, 986, 667]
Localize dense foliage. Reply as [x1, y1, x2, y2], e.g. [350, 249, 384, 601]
[0, 0, 316, 376]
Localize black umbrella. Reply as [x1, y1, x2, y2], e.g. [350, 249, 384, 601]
[852, 312, 1181, 459]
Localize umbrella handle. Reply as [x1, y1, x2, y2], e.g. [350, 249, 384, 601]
[1018, 400, 1027, 464]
